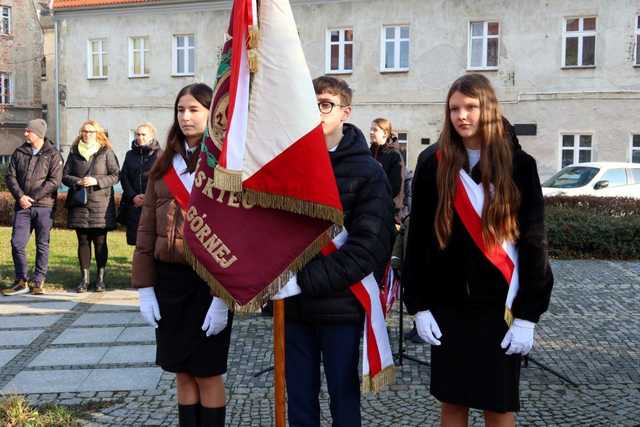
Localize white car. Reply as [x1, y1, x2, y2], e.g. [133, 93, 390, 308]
[542, 162, 640, 198]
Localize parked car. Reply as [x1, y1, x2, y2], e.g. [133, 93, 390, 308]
[542, 162, 640, 198]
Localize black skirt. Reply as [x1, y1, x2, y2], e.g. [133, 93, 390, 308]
[154, 261, 233, 378]
[429, 305, 521, 413]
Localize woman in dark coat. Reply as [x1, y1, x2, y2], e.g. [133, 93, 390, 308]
[118, 122, 161, 245]
[403, 74, 553, 426]
[62, 120, 119, 293]
[370, 117, 404, 222]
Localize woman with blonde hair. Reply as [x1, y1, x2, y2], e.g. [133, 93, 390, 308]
[118, 122, 161, 245]
[370, 117, 405, 222]
[63, 120, 120, 292]
[403, 74, 553, 426]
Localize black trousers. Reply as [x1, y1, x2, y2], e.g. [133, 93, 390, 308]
[75, 228, 108, 269]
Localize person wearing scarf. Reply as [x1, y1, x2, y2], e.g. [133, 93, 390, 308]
[403, 74, 553, 426]
[62, 120, 120, 293]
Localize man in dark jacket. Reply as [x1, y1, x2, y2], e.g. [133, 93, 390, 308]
[3, 119, 63, 296]
[273, 76, 395, 426]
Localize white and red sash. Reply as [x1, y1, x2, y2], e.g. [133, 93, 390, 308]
[454, 168, 520, 326]
[321, 230, 395, 393]
[162, 153, 194, 210]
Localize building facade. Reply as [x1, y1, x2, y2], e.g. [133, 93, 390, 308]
[0, 0, 48, 164]
[52, 0, 640, 178]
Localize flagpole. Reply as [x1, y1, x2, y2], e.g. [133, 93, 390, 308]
[273, 299, 286, 427]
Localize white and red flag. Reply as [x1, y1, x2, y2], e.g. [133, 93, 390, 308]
[179, 0, 342, 310]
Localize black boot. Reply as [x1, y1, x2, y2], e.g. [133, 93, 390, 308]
[198, 405, 225, 427]
[95, 267, 106, 292]
[76, 269, 89, 293]
[178, 403, 199, 427]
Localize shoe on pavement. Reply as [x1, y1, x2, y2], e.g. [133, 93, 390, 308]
[2, 279, 30, 296]
[30, 280, 45, 295]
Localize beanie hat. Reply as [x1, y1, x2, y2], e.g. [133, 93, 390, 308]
[26, 119, 47, 139]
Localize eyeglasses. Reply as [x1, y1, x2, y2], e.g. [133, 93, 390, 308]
[81, 130, 97, 134]
[317, 101, 348, 114]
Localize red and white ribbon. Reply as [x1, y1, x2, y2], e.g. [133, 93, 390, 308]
[321, 230, 395, 392]
[162, 153, 194, 210]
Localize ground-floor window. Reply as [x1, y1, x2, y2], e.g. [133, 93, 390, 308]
[561, 134, 592, 168]
[631, 134, 640, 163]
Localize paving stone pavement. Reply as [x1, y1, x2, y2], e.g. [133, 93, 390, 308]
[0, 260, 638, 426]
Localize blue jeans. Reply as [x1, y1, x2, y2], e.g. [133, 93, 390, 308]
[11, 207, 53, 283]
[285, 321, 361, 427]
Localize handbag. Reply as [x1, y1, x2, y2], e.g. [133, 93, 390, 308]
[68, 155, 97, 208]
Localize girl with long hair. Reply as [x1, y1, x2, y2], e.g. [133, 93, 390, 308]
[370, 117, 405, 221]
[62, 120, 119, 293]
[132, 83, 233, 427]
[403, 74, 553, 426]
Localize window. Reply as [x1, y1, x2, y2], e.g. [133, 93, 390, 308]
[468, 21, 499, 69]
[381, 25, 410, 72]
[173, 35, 195, 76]
[129, 36, 150, 77]
[1, 6, 10, 35]
[396, 132, 408, 164]
[87, 39, 108, 79]
[632, 134, 640, 163]
[563, 17, 596, 67]
[561, 134, 592, 168]
[0, 155, 11, 164]
[0, 72, 11, 104]
[326, 29, 353, 74]
[599, 169, 627, 187]
[636, 15, 640, 65]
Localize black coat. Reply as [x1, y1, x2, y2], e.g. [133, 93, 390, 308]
[371, 143, 403, 198]
[119, 140, 161, 245]
[5, 139, 63, 209]
[285, 124, 396, 324]
[62, 145, 120, 229]
[403, 131, 553, 323]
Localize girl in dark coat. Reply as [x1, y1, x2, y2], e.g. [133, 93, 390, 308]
[62, 120, 120, 292]
[403, 74, 553, 425]
[118, 122, 161, 245]
[370, 117, 404, 222]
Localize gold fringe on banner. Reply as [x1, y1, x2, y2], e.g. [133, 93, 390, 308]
[244, 188, 344, 226]
[213, 165, 243, 192]
[185, 227, 334, 313]
[361, 365, 396, 394]
[247, 25, 259, 73]
[247, 49, 258, 73]
[504, 306, 513, 327]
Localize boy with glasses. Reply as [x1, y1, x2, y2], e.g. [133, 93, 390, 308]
[273, 76, 395, 426]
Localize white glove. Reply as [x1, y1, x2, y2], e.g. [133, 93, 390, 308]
[271, 275, 302, 300]
[501, 318, 535, 355]
[415, 310, 442, 346]
[138, 287, 161, 328]
[201, 297, 228, 337]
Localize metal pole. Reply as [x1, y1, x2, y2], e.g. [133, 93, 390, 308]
[53, 18, 60, 152]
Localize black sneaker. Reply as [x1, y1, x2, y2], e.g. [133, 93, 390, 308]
[2, 279, 30, 296]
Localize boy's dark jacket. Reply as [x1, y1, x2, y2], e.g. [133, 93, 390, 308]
[285, 123, 396, 324]
[5, 139, 63, 208]
[402, 123, 553, 323]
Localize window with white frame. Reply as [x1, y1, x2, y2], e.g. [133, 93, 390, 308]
[381, 25, 410, 72]
[561, 134, 592, 168]
[468, 21, 499, 69]
[326, 29, 353, 73]
[632, 134, 640, 163]
[87, 39, 108, 79]
[396, 132, 408, 164]
[0, 72, 11, 104]
[563, 17, 596, 67]
[1, 6, 10, 35]
[173, 34, 195, 76]
[129, 36, 150, 77]
[0, 155, 11, 165]
[635, 16, 640, 66]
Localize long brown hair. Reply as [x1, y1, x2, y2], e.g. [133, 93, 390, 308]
[435, 74, 520, 249]
[72, 120, 112, 150]
[149, 83, 213, 180]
